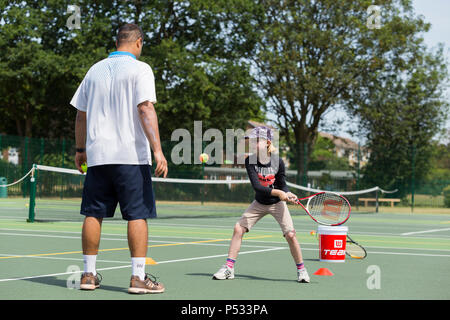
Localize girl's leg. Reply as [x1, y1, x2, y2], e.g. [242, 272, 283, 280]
[286, 231, 310, 282]
[214, 202, 266, 279]
[213, 223, 247, 279]
[285, 230, 303, 264]
[227, 223, 247, 260]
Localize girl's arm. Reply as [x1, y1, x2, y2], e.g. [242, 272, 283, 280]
[275, 158, 289, 193]
[274, 158, 298, 202]
[245, 157, 288, 200]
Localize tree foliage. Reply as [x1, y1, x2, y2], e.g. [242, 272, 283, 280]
[0, 0, 264, 139]
[224, 0, 448, 184]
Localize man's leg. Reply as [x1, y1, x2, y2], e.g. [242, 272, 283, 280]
[80, 216, 103, 290]
[128, 219, 148, 280]
[81, 216, 103, 275]
[82, 216, 103, 254]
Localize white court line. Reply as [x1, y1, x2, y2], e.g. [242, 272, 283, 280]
[2, 229, 450, 252]
[0, 228, 225, 240]
[401, 228, 450, 236]
[0, 247, 286, 283]
[1, 245, 449, 284]
[2, 216, 450, 237]
[0, 253, 129, 264]
[0, 222, 450, 240]
[0, 232, 276, 249]
[367, 250, 450, 257]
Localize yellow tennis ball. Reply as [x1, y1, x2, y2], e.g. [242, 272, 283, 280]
[81, 163, 87, 173]
[199, 153, 209, 164]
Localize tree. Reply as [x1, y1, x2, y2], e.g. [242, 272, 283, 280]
[0, 0, 264, 140]
[349, 44, 449, 197]
[224, 0, 446, 184]
[0, 0, 117, 138]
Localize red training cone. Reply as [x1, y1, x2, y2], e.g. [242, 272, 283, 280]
[313, 268, 334, 276]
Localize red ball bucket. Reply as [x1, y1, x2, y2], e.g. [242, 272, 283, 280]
[318, 225, 348, 262]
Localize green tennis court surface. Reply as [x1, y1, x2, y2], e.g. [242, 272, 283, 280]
[1, 198, 449, 300]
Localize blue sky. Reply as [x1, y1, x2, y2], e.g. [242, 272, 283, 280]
[280, 0, 450, 144]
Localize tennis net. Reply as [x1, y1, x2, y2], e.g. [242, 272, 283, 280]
[0, 164, 397, 222]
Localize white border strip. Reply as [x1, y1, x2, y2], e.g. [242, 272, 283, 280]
[0, 247, 285, 283]
[401, 228, 450, 236]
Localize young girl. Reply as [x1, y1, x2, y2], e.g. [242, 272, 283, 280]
[213, 126, 310, 283]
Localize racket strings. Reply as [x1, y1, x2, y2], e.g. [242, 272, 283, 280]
[307, 193, 350, 224]
[346, 242, 366, 258]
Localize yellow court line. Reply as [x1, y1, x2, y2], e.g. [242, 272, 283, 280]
[0, 235, 273, 260]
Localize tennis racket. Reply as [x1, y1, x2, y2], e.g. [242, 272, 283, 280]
[293, 191, 351, 226]
[346, 235, 367, 259]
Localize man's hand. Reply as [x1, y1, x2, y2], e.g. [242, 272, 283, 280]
[75, 151, 87, 174]
[153, 150, 168, 178]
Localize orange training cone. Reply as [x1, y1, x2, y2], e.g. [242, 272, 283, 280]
[313, 268, 334, 276]
[145, 257, 158, 265]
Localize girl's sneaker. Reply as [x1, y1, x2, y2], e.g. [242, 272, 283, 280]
[212, 265, 235, 280]
[297, 268, 310, 283]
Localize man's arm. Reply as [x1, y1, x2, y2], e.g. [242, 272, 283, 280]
[138, 101, 168, 178]
[74, 110, 87, 173]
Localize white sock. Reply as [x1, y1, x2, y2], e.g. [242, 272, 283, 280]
[131, 257, 146, 280]
[83, 255, 97, 276]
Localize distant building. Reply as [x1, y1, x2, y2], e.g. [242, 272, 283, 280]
[318, 132, 369, 167]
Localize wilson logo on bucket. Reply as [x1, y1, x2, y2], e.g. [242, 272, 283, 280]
[334, 239, 343, 248]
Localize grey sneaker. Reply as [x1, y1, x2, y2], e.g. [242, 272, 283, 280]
[213, 265, 235, 280]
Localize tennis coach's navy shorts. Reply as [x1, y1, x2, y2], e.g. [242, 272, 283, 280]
[80, 164, 156, 220]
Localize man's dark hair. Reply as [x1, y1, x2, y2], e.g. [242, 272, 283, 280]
[116, 23, 144, 46]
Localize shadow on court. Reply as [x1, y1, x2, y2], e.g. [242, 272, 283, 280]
[23, 276, 127, 294]
[187, 272, 301, 283]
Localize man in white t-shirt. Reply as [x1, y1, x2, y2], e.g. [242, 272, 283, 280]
[70, 23, 167, 294]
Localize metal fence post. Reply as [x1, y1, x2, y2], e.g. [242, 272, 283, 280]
[411, 144, 416, 213]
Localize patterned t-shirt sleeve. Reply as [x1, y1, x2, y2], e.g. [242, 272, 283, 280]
[135, 63, 157, 105]
[70, 76, 88, 112]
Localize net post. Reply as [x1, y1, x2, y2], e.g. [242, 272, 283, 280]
[201, 162, 205, 205]
[375, 188, 379, 213]
[27, 164, 37, 223]
[60, 138, 66, 200]
[22, 137, 29, 198]
[411, 144, 416, 214]
[356, 142, 360, 211]
[39, 138, 44, 164]
[302, 143, 308, 187]
[201, 141, 205, 205]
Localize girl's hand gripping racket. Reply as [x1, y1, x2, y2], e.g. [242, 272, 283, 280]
[292, 191, 351, 226]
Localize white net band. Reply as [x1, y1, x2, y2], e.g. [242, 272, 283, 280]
[0, 164, 397, 196]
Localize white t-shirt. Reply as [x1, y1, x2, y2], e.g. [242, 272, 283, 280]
[70, 51, 157, 167]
